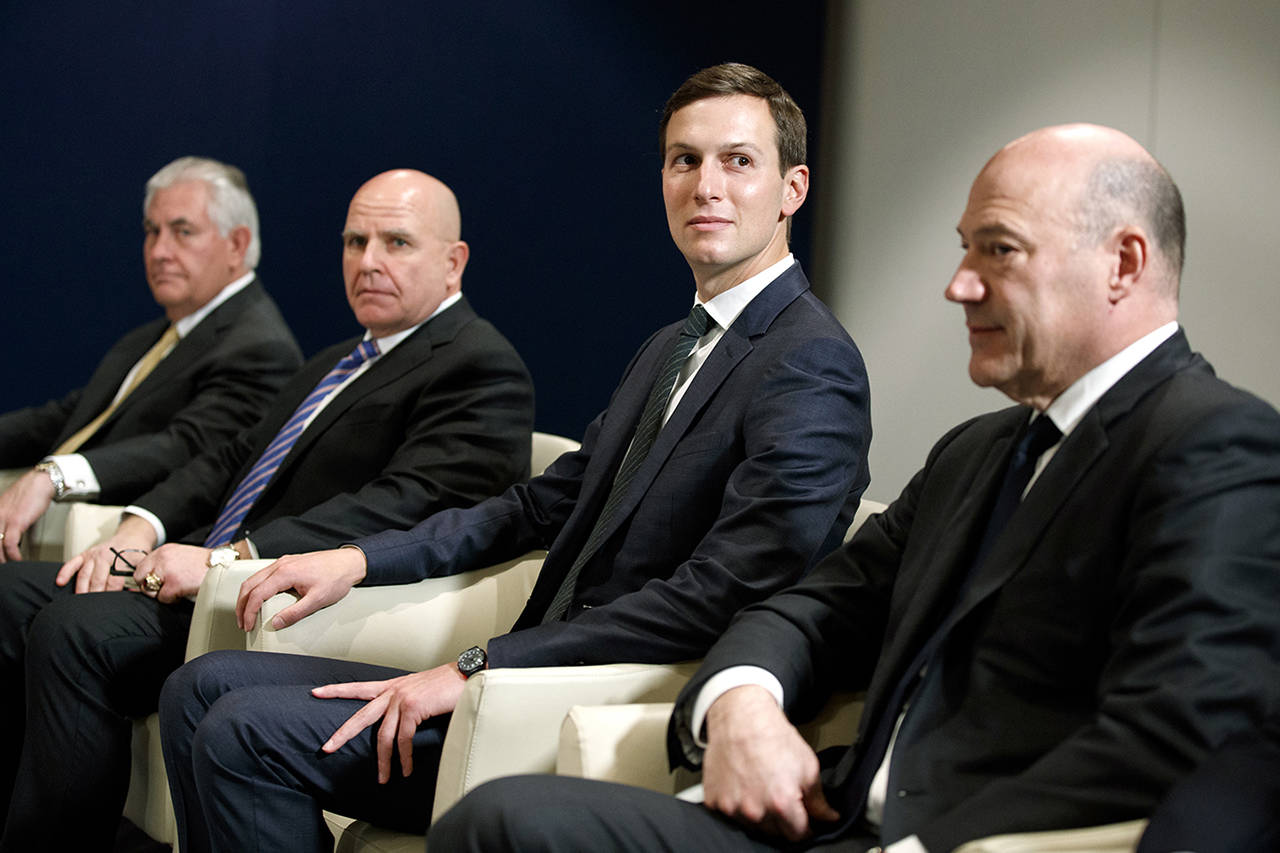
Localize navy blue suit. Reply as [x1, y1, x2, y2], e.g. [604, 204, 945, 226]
[160, 262, 873, 852]
[430, 331, 1280, 853]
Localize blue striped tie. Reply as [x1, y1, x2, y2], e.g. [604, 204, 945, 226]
[203, 339, 380, 547]
[540, 304, 711, 623]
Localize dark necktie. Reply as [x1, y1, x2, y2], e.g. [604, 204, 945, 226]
[204, 339, 380, 547]
[540, 304, 712, 624]
[839, 413, 1063, 826]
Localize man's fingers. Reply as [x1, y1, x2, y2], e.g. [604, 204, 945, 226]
[397, 703, 418, 779]
[2, 534, 21, 562]
[55, 555, 84, 586]
[320, 694, 388, 755]
[376, 700, 401, 784]
[802, 782, 840, 824]
[311, 680, 388, 700]
[270, 592, 322, 630]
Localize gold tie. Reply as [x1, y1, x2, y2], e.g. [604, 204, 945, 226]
[54, 325, 181, 454]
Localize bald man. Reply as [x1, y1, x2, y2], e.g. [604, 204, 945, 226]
[430, 125, 1280, 852]
[0, 170, 534, 850]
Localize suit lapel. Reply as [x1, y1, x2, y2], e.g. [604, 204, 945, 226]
[576, 264, 811, 551]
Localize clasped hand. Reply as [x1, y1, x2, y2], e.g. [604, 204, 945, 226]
[312, 664, 467, 784]
[701, 685, 839, 841]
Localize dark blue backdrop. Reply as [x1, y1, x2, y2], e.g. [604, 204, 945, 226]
[1, 1, 826, 441]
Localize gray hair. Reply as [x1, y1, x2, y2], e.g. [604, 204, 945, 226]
[144, 156, 261, 269]
[1077, 157, 1185, 291]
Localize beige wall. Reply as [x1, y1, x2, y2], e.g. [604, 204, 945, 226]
[814, 0, 1280, 500]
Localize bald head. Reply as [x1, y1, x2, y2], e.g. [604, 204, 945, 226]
[947, 124, 1185, 409]
[342, 169, 469, 337]
[987, 124, 1185, 292]
[351, 169, 463, 242]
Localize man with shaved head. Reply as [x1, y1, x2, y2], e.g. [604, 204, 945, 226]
[431, 124, 1280, 851]
[0, 169, 534, 850]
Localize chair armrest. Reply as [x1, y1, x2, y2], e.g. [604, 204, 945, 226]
[555, 691, 865, 795]
[61, 502, 127, 558]
[432, 661, 701, 821]
[246, 552, 546, 672]
[558, 702, 690, 793]
[952, 819, 1148, 852]
[185, 559, 275, 661]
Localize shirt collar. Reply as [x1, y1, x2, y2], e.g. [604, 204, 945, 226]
[696, 254, 795, 332]
[366, 290, 463, 355]
[173, 271, 256, 337]
[1043, 321, 1179, 437]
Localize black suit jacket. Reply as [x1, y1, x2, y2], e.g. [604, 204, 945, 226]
[673, 330, 1280, 851]
[132, 296, 534, 554]
[0, 279, 302, 503]
[357, 263, 872, 669]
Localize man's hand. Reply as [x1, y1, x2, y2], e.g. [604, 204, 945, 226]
[130, 544, 212, 603]
[312, 663, 467, 784]
[0, 469, 56, 562]
[236, 546, 367, 631]
[55, 515, 156, 593]
[701, 685, 839, 842]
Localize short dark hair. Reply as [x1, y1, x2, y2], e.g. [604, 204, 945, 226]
[659, 62, 807, 174]
[1078, 158, 1186, 284]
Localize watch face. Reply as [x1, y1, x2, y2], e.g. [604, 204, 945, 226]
[458, 646, 486, 675]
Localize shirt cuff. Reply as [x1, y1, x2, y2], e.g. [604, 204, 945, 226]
[122, 506, 167, 546]
[885, 835, 927, 853]
[690, 665, 785, 748]
[44, 454, 100, 499]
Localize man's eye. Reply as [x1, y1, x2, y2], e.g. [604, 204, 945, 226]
[672, 153, 697, 167]
[390, 237, 409, 247]
[730, 155, 751, 168]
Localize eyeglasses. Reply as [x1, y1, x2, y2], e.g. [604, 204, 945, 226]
[108, 547, 149, 576]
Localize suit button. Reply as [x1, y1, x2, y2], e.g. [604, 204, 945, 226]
[896, 789, 908, 798]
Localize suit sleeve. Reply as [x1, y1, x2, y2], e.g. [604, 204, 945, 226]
[486, 332, 873, 669]
[246, 329, 536, 555]
[917, 396, 1280, 851]
[0, 389, 84, 466]
[79, 302, 302, 503]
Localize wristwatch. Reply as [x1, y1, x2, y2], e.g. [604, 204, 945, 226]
[456, 645, 488, 678]
[207, 546, 238, 569]
[34, 461, 69, 501]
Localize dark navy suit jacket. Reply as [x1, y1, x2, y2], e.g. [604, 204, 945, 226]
[356, 262, 872, 669]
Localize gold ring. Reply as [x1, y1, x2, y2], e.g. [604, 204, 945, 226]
[143, 573, 163, 594]
[0, 532, 6, 541]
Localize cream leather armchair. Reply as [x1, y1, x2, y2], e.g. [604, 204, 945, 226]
[119, 431, 579, 846]
[556, 698, 1147, 852]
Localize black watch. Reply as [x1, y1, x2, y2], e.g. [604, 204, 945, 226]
[456, 645, 487, 678]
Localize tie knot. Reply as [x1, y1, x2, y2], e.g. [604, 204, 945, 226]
[350, 339, 380, 366]
[682, 304, 712, 339]
[1017, 415, 1062, 464]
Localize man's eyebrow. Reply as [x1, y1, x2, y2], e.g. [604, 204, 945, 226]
[959, 223, 1025, 241]
[379, 228, 414, 242]
[165, 217, 198, 229]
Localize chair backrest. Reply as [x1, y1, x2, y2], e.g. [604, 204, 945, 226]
[845, 498, 888, 542]
[531, 431, 580, 476]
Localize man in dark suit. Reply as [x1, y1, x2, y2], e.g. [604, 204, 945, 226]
[429, 125, 1280, 852]
[157, 62, 872, 852]
[0, 156, 302, 561]
[0, 169, 535, 850]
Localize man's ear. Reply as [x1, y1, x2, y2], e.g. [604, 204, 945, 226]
[227, 225, 252, 266]
[1108, 227, 1149, 304]
[781, 164, 809, 217]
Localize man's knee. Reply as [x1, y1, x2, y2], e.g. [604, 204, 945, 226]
[430, 775, 611, 852]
